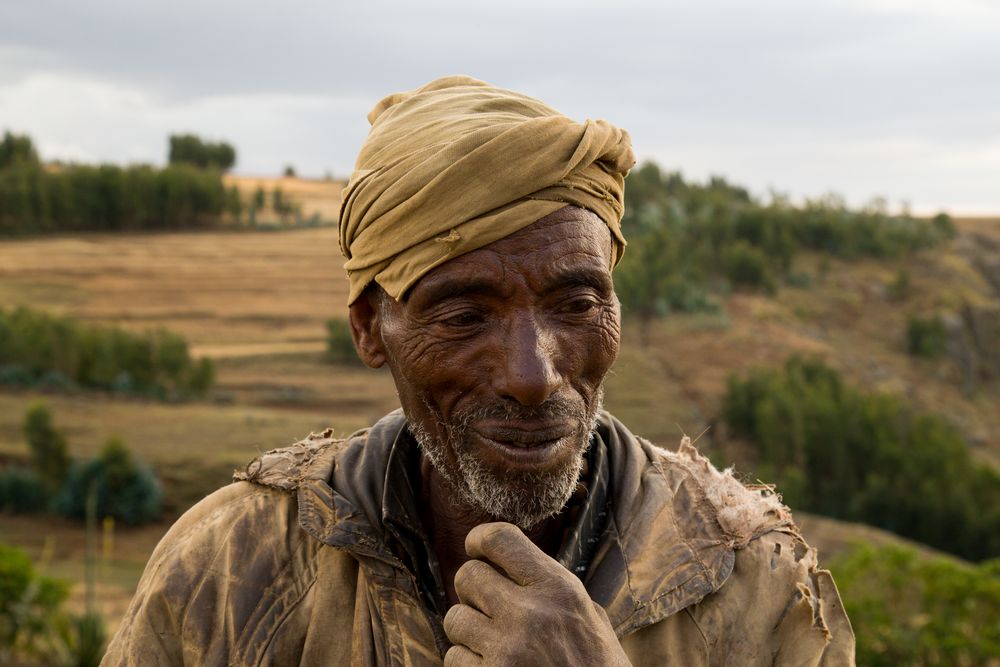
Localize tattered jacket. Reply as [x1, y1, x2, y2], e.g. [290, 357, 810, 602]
[102, 410, 855, 666]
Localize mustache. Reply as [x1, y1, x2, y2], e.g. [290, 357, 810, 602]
[450, 392, 598, 431]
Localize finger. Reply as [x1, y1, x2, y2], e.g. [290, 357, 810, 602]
[444, 644, 483, 667]
[453, 558, 518, 615]
[465, 522, 560, 587]
[443, 603, 492, 651]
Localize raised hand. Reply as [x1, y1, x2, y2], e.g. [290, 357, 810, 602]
[443, 522, 632, 666]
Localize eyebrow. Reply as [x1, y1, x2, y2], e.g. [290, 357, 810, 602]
[548, 266, 612, 294]
[411, 277, 503, 307]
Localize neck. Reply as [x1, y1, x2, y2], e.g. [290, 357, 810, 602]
[419, 455, 565, 605]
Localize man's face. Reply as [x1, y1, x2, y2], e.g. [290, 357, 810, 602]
[361, 206, 621, 528]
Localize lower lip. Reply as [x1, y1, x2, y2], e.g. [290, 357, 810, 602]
[470, 432, 568, 468]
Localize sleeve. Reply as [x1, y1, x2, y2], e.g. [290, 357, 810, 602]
[100, 483, 295, 666]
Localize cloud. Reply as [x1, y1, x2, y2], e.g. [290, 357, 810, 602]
[0, 72, 370, 175]
[0, 0, 997, 212]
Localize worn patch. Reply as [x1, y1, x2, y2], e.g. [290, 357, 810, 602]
[660, 436, 793, 549]
[235, 428, 349, 492]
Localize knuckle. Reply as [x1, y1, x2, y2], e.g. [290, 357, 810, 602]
[442, 603, 469, 636]
[443, 646, 461, 667]
[453, 559, 488, 592]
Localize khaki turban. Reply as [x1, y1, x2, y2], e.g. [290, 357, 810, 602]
[339, 75, 635, 304]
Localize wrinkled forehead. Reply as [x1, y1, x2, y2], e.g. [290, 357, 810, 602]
[402, 206, 614, 304]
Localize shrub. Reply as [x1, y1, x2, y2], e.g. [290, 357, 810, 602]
[54, 437, 162, 526]
[61, 612, 106, 667]
[0, 544, 69, 663]
[0, 306, 214, 398]
[721, 240, 775, 292]
[0, 468, 47, 514]
[723, 356, 1000, 561]
[931, 212, 957, 240]
[830, 544, 1000, 666]
[325, 318, 362, 365]
[887, 269, 911, 301]
[907, 315, 948, 359]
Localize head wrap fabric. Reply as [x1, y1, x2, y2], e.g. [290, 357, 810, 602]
[339, 75, 635, 304]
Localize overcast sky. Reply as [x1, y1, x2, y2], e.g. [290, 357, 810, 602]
[1, 0, 998, 214]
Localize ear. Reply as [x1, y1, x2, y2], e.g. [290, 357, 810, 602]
[348, 291, 388, 368]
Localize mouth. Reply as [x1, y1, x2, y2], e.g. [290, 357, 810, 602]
[469, 420, 577, 468]
[472, 420, 575, 447]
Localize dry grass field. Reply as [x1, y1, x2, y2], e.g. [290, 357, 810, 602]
[225, 174, 344, 223]
[1, 213, 999, 634]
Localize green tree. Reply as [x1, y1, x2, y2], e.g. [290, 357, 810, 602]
[54, 436, 162, 526]
[0, 131, 39, 168]
[722, 356, 1000, 561]
[23, 402, 69, 494]
[168, 134, 236, 171]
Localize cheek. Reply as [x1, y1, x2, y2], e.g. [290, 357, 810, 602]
[383, 326, 483, 410]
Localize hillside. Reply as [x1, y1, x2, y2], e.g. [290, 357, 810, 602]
[1, 198, 998, 636]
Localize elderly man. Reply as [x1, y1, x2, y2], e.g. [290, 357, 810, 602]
[103, 77, 854, 666]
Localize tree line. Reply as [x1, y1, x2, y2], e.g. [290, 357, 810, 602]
[722, 356, 1000, 562]
[0, 306, 214, 399]
[0, 131, 240, 235]
[615, 163, 956, 319]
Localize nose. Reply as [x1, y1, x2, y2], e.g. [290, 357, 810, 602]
[493, 315, 562, 406]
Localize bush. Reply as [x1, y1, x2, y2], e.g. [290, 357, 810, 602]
[0, 544, 69, 663]
[887, 269, 911, 301]
[830, 543, 1000, 666]
[721, 240, 775, 292]
[907, 315, 948, 359]
[0, 306, 214, 398]
[325, 318, 362, 365]
[54, 437, 162, 526]
[722, 356, 1000, 561]
[931, 212, 957, 240]
[0, 468, 47, 514]
[61, 612, 106, 667]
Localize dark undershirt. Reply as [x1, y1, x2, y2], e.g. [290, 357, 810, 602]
[381, 428, 611, 616]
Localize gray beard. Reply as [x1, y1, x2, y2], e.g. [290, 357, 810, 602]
[408, 390, 602, 530]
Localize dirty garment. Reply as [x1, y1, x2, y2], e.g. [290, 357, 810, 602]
[102, 410, 855, 666]
[338, 76, 635, 304]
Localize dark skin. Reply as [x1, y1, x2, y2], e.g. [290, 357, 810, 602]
[350, 206, 631, 665]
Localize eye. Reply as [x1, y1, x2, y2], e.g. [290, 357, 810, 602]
[440, 310, 485, 328]
[560, 297, 599, 316]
